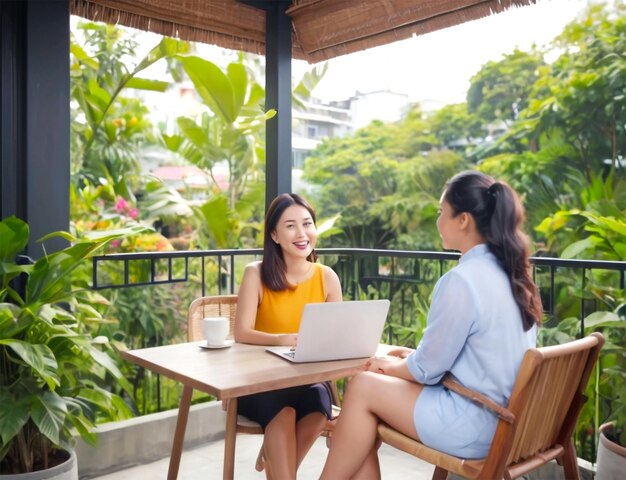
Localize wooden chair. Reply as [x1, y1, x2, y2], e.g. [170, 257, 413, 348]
[377, 332, 605, 480]
[188, 295, 340, 478]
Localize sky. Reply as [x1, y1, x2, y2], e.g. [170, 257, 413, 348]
[293, 0, 592, 106]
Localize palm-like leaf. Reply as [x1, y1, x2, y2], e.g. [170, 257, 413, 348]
[0, 216, 150, 472]
[179, 55, 241, 123]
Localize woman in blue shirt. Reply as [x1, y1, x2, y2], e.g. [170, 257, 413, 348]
[320, 170, 543, 479]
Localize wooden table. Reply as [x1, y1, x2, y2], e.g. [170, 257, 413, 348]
[121, 341, 393, 479]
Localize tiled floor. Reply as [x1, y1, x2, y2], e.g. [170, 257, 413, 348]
[87, 433, 435, 479]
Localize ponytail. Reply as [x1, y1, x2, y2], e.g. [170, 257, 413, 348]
[444, 171, 542, 331]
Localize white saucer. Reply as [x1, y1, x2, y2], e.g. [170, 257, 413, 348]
[199, 340, 234, 350]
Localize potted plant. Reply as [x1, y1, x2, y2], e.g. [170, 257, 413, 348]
[597, 421, 626, 480]
[593, 298, 626, 480]
[0, 216, 146, 476]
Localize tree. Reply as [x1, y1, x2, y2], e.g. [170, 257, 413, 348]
[473, 2, 626, 237]
[467, 48, 545, 129]
[378, 149, 466, 250]
[429, 103, 483, 148]
[303, 107, 466, 250]
[70, 22, 187, 201]
[522, 2, 626, 178]
[157, 54, 273, 249]
[303, 121, 402, 248]
[161, 54, 328, 249]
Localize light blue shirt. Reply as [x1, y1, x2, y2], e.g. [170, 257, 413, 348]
[408, 243, 536, 458]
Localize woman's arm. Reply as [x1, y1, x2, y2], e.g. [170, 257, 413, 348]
[233, 262, 297, 346]
[363, 273, 476, 384]
[406, 271, 475, 384]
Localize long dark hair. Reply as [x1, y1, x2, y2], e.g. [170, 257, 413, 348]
[260, 193, 318, 291]
[444, 170, 542, 331]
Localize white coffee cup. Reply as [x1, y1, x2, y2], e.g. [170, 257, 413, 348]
[202, 316, 229, 346]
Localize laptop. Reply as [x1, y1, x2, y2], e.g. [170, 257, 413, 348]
[266, 299, 390, 363]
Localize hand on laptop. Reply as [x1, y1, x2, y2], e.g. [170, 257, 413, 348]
[277, 333, 298, 346]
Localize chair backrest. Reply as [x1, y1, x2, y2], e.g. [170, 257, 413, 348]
[188, 295, 238, 342]
[480, 332, 605, 479]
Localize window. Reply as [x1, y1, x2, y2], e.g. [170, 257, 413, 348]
[292, 150, 310, 169]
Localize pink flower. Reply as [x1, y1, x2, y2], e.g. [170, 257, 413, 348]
[115, 197, 128, 213]
[128, 208, 139, 219]
[110, 239, 121, 248]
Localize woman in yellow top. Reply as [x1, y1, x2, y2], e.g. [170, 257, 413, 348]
[234, 193, 342, 480]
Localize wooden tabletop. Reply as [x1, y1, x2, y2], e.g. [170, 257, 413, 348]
[121, 341, 394, 400]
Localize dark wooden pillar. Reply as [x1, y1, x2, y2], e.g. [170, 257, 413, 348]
[241, 0, 293, 212]
[264, 0, 292, 211]
[0, 0, 70, 257]
[0, 1, 24, 228]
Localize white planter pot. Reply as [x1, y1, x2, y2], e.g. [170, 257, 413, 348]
[0, 450, 77, 480]
[596, 422, 626, 480]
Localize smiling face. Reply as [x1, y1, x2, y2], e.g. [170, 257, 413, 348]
[270, 204, 317, 260]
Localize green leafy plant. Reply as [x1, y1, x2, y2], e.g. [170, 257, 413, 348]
[593, 305, 626, 448]
[0, 216, 147, 473]
[534, 171, 626, 459]
[161, 55, 276, 249]
[538, 292, 626, 455]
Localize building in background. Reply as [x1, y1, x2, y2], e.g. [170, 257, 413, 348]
[292, 89, 410, 168]
[142, 82, 411, 197]
[292, 99, 353, 169]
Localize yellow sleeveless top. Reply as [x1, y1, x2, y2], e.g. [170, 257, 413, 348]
[255, 263, 326, 334]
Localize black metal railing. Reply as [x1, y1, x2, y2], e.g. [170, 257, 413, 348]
[93, 248, 626, 338]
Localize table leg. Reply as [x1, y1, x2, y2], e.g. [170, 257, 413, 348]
[167, 385, 193, 480]
[223, 398, 238, 480]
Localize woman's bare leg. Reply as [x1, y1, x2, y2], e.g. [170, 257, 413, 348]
[320, 372, 423, 480]
[295, 411, 328, 469]
[263, 407, 297, 480]
[351, 442, 381, 480]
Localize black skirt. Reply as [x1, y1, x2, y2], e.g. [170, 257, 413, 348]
[237, 382, 333, 430]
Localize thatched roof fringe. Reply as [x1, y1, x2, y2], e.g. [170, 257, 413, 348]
[70, 0, 267, 57]
[289, 0, 538, 62]
[70, 0, 540, 64]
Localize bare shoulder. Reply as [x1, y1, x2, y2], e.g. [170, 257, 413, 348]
[320, 263, 339, 281]
[239, 261, 263, 301]
[320, 264, 342, 300]
[243, 261, 262, 276]
[241, 261, 263, 288]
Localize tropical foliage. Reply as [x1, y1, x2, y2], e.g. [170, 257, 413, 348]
[59, 0, 626, 462]
[303, 110, 466, 250]
[467, 48, 544, 128]
[162, 53, 275, 249]
[0, 217, 146, 473]
[301, 1, 626, 459]
[67, 20, 333, 417]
